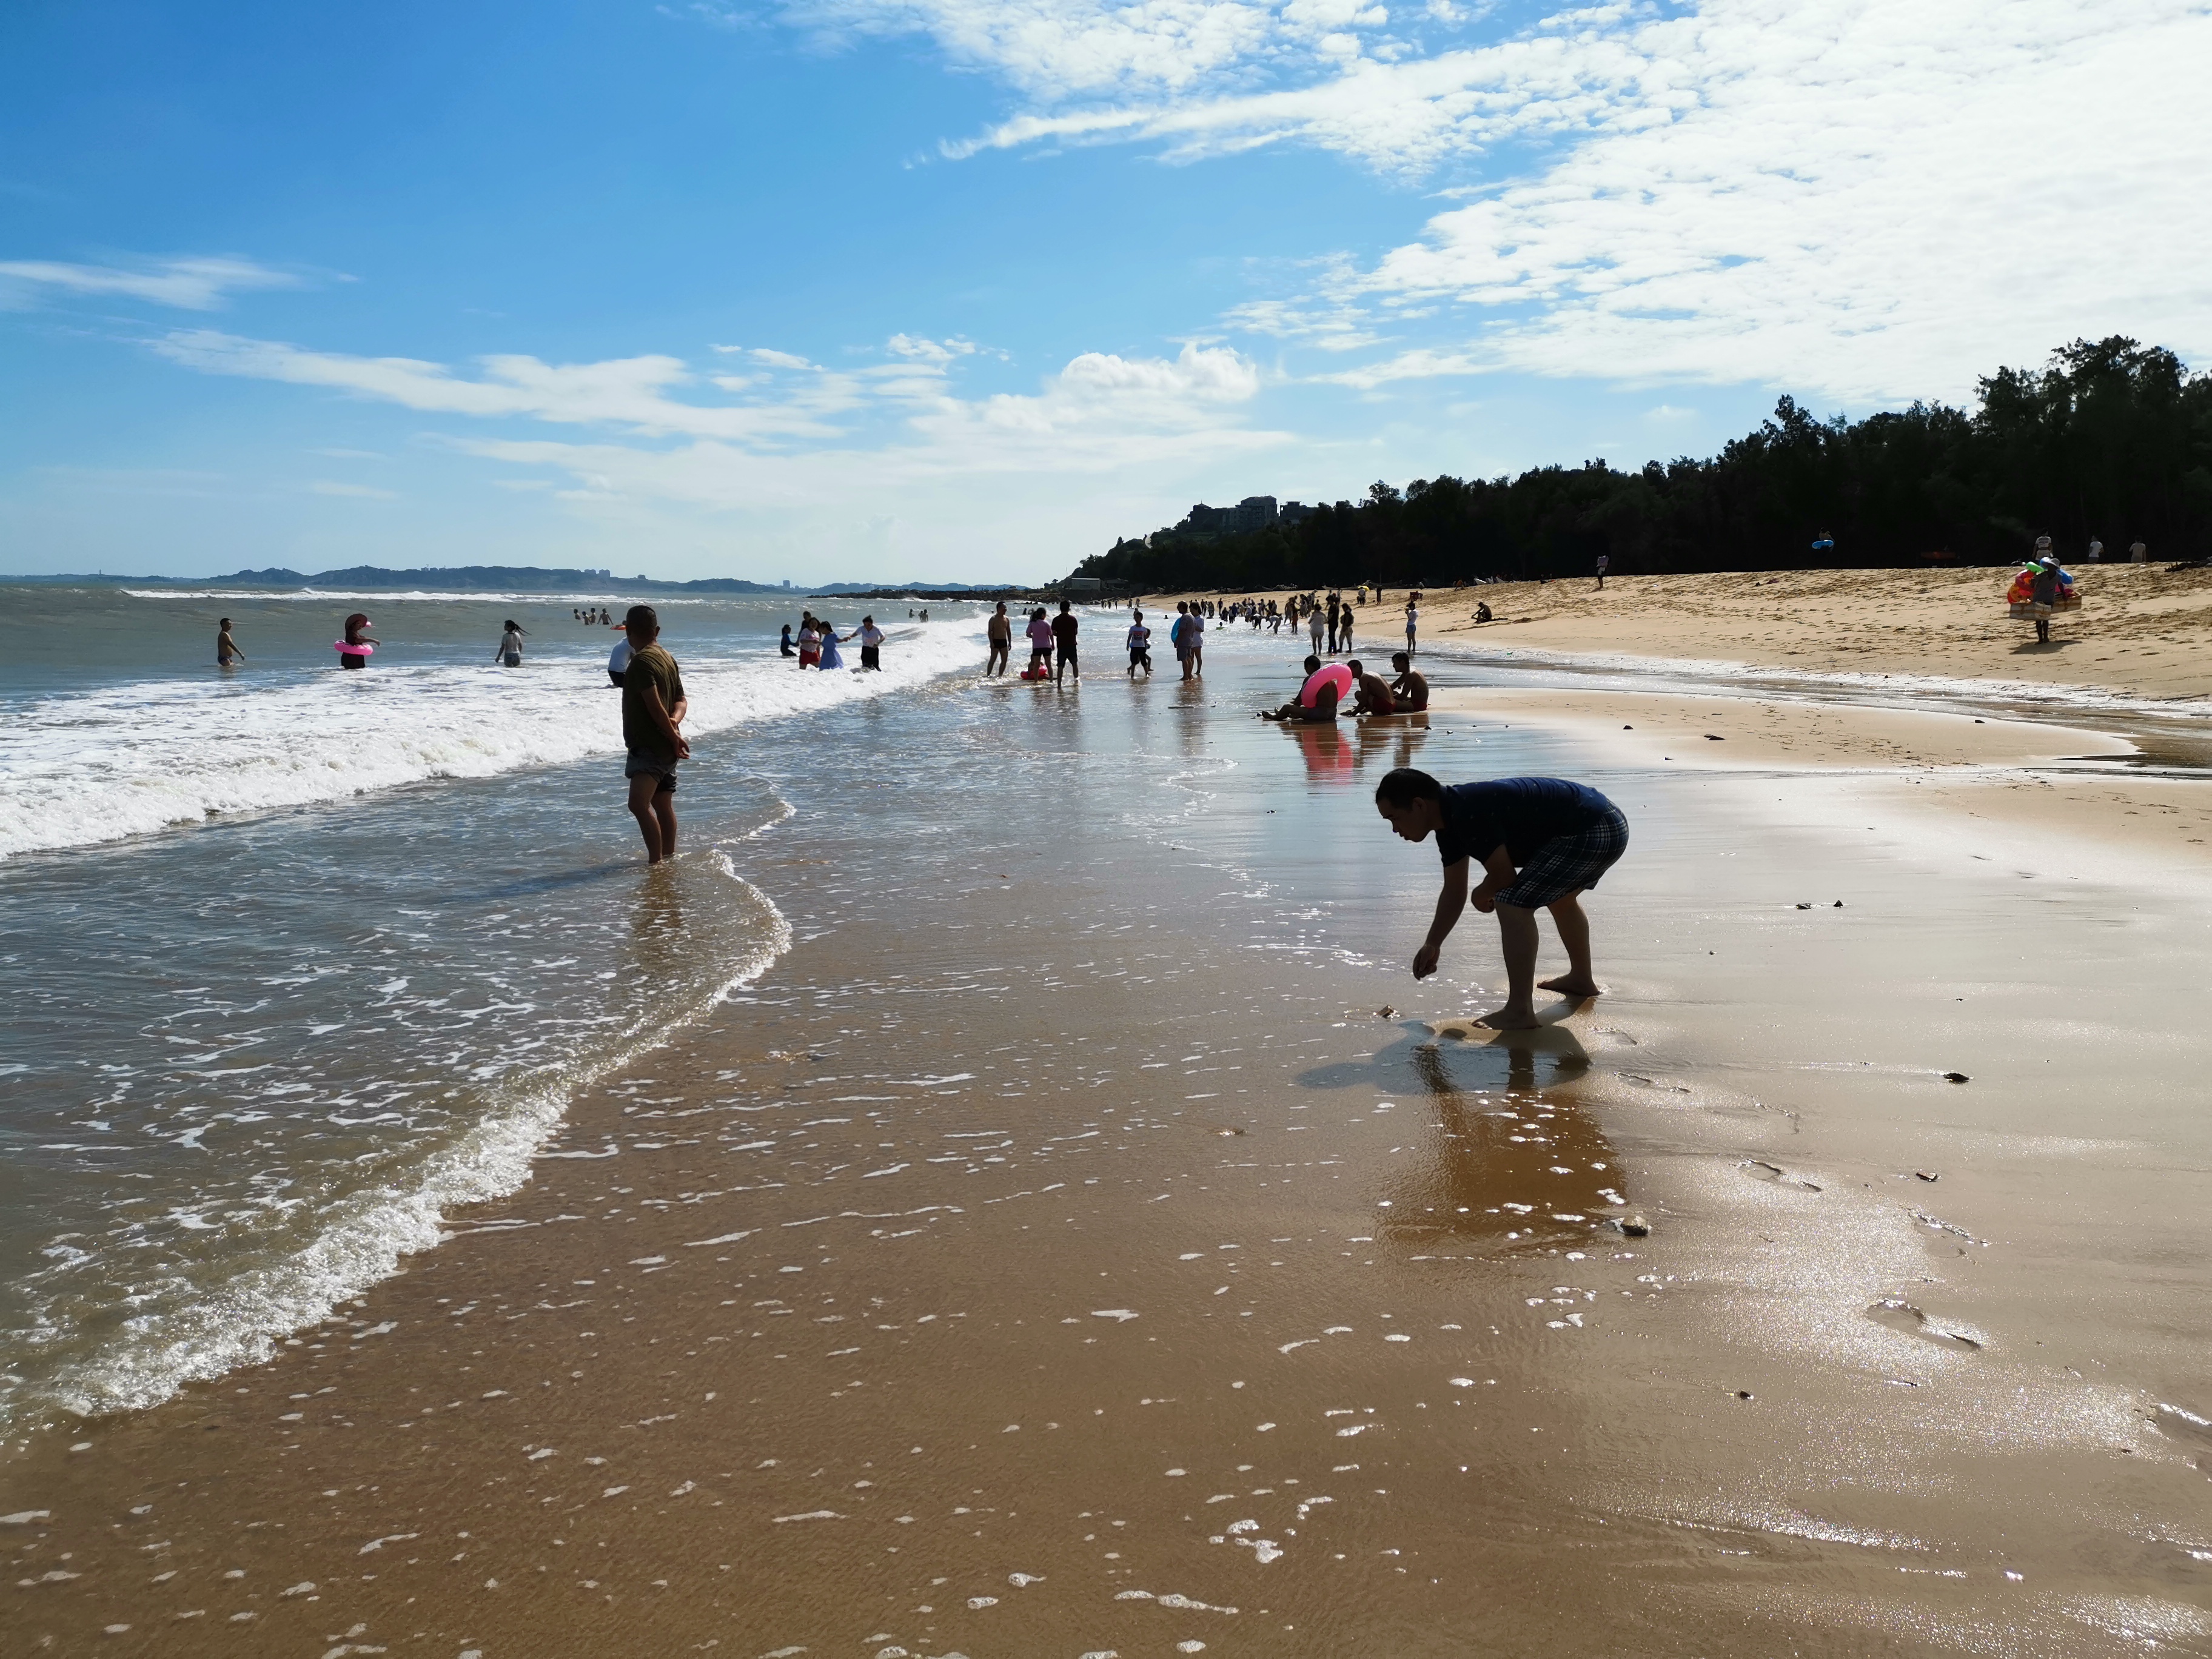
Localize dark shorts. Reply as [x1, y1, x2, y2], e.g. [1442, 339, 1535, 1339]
[624, 751, 679, 794]
[1498, 806, 1629, 908]
[1130, 647, 1151, 668]
[860, 645, 880, 669]
[1056, 645, 1077, 665]
[609, 669, 626, 686]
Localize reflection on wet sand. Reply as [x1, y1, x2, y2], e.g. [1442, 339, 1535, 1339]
[1285, 719, 1355, 776]
[1304, 1014, 1628, 1256]
[1283, 712, 1431, 780]
[1354, 711, 1431, 774]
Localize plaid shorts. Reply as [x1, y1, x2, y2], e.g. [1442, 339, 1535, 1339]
[1498, 805, 1629, 908]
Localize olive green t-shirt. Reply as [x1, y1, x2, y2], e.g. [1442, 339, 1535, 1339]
[621, 643, 686, 763]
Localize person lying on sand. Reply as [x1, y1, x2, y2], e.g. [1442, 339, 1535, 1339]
[1375, 766, 1628, 1030]
[1390, 652, 1428, 711]
[1347, 659, 1396, 714]
[1261, 655, 1347, 722]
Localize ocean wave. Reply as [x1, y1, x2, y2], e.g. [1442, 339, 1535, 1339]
[119, 588, 762, 604]
[12, 850, 792, 1427]
[0, 619, 984, 860]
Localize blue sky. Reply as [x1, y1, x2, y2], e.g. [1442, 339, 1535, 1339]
[4, 0, 2207, 583]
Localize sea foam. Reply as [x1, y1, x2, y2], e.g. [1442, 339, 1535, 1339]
[0, 617, 982, 860]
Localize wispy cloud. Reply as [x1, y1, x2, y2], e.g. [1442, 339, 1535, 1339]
[779, 0, 1290, 101]
[308, 480, 397, 498]
[0, 255, 302, 311]
[773, 0, 2212, 403]
[153, 330, 877, 443]
[424, 341, 1282, 529]
[150, 320, 1279, 504]
[1295, 0, 2212, 400]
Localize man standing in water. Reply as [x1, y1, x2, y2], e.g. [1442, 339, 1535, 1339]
[216, 617, 244, 668]
[987, 602, 1012, 675]
[1052, 599, 1080, 683]
[620, 604, 689, 865]
[1374, 767, 1627, 1030]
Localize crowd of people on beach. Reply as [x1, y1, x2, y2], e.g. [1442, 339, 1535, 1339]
[229, 546, 2096, 1033]
[220, 586, 1626, 1031]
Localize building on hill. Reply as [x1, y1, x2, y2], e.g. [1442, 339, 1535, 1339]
[1147, 495, 1281, 544]
[1221, 496, 1278, 534]
[1278, 501, 1315, 526]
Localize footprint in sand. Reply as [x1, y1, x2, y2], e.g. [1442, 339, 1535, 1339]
[1740, 1158, 1822, 1191]
[1866, 1298, 1985, 1350]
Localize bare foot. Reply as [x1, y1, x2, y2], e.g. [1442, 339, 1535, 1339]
[1538, 974, 1603, 997]
[1476, 1004, 1543, 1031]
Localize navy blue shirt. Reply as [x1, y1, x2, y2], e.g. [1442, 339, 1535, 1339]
[1436, 777, 1616, 868]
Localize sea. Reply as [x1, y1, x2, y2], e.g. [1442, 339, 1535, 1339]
[0, 583, 988, 1430]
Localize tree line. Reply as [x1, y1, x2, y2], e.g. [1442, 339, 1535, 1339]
[1068, 337, 2212, 591]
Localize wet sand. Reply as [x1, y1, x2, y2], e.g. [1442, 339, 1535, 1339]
[8, 644, 2212, 1657]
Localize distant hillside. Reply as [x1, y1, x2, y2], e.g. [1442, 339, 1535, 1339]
[5, 565, 1028, 596]
[808, 579, 1006, 595]
[199, 565, 795, 594]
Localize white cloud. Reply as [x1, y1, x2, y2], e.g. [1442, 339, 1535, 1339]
[1324, 0, 2212, 400]
[886, 332, 981, 362]
[783, 0, 1287, 99]
[444, 341, 1277, 504]
[150, 319, 1279, 503]
[0, 255, 301, 310]
[791, 0, 2212, 401]
[153, 330, 873, 442]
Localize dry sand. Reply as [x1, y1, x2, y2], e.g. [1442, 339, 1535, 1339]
[1156, 561, 2212, 703]
[1426, 686, 2212, 870]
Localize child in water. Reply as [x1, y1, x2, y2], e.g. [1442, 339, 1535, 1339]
[338, 614, 377, 669]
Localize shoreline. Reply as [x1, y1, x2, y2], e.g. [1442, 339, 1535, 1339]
[7, 635, 2211, 1656]
[1142, 561, 2212, 708]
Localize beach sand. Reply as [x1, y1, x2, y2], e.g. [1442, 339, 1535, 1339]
[1426, 686, 2212, 870]
[7, 629, 2212, 1657]
[1156, 561, 2212, 703]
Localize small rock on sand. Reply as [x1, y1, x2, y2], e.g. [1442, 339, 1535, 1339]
[1943, 1071, 1969, 1083]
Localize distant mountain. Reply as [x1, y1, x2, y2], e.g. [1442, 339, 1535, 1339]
[807, 579, 1016, 595]
[212, 565, 796, 594]
[18, 565, 797, 594]
[4, 565, 1046, 596]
